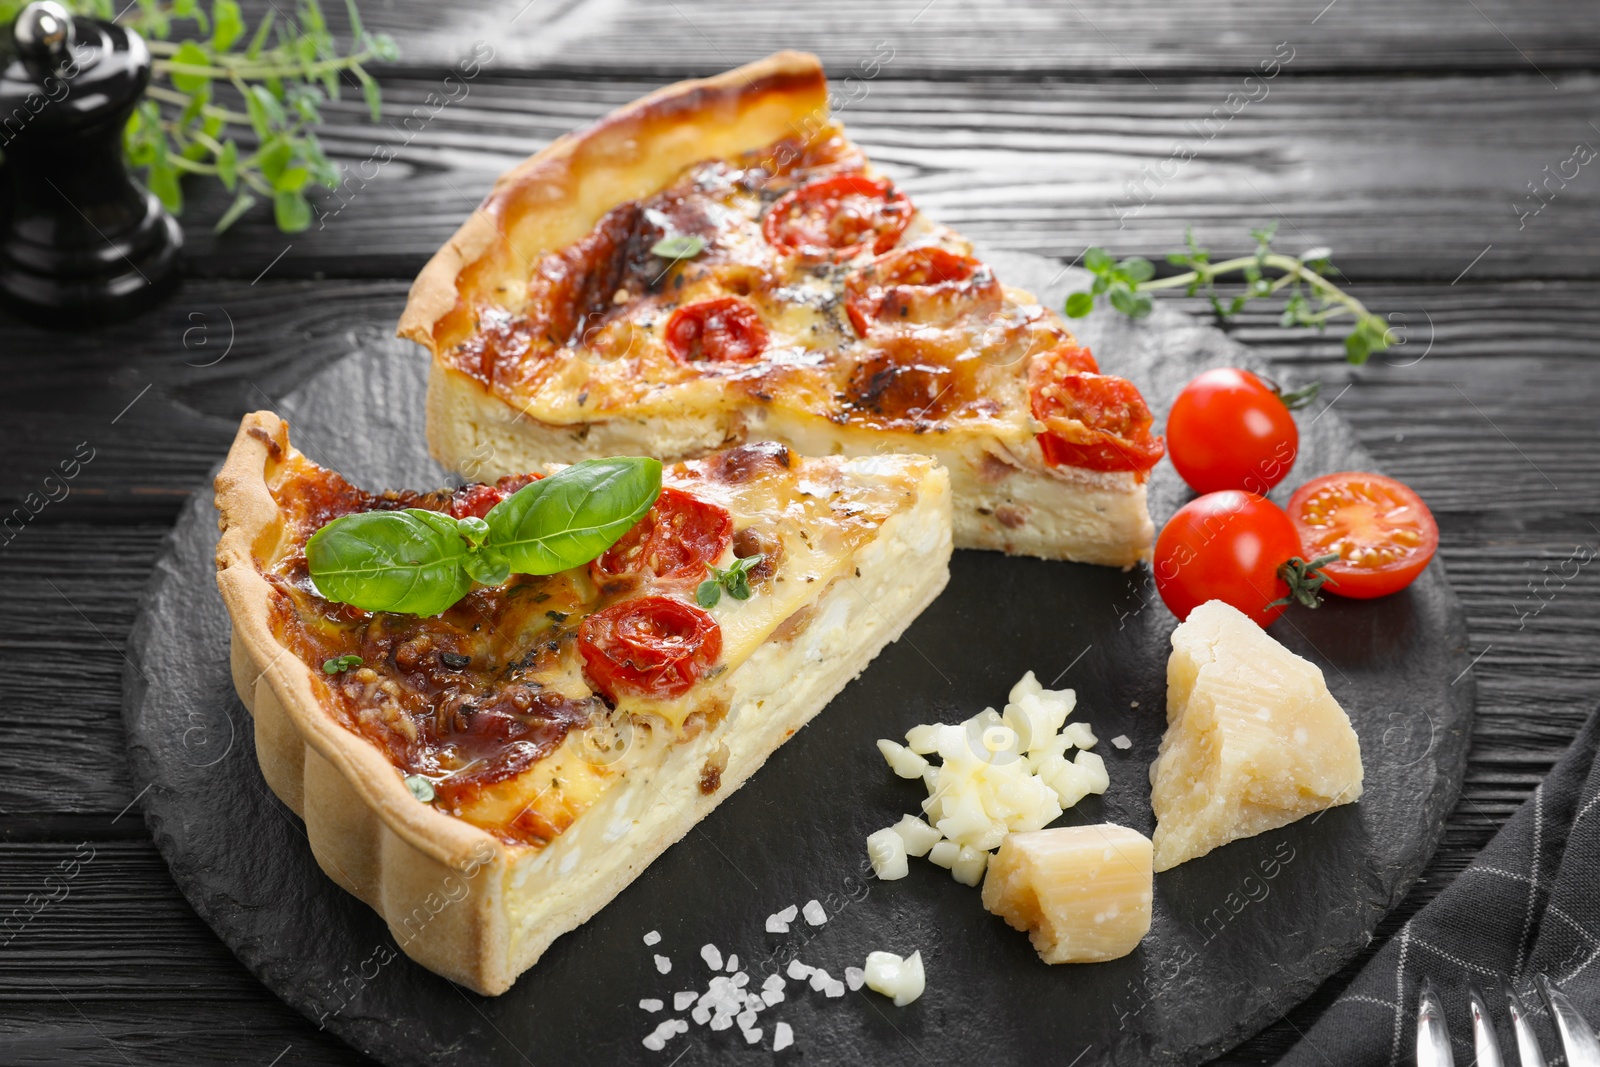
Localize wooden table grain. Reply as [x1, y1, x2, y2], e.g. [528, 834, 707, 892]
[3, 1, 1599, 1063]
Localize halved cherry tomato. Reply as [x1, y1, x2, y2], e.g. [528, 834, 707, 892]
[1154, 491, 1304, 625]
[1028, 352, 1164, 474]
[578, 596, 722, 701]
[663, 297, 769, 364]
[843, 246, 1001, 336]
[590, 487, 733, 584]
[1166, 368, 1299, 495]
[1288, 472, 1438, 599]
[445, 473, 541, 519]
[762, 174, 913, 259]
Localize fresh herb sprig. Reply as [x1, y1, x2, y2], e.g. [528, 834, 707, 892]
[1066, 223, 1398, 364]
[322, 653, 362, 673]
[306, 458, 663, 617]
[0, 0, 398, 233]
[696, 554, 765, 609]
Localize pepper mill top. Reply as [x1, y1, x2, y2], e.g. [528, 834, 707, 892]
[0, 1, 182, 325]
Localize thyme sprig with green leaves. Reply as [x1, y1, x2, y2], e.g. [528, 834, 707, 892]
[0, 0, 398, 233]
[1066, 223, 1397, 364]
[696, 555, 765, 609]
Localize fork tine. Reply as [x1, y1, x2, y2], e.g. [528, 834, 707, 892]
[1417, 978, 1456, 1067]
[1468, 984, 1505, 1067]
[1507, 986, 1549, 1067]
[1536, 974, 1600, 1067]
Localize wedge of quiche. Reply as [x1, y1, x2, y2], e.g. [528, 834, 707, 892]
[214, 411, 951, 994]
[399, 51, 1163, 568]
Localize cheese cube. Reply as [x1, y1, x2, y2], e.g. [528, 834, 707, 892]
[980, 824, 1153, 963]
[1149, 600, 1364, 872]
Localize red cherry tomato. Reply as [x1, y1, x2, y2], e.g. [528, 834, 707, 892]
[842, 246, 1001, 337]
[590, 487, 733, 584]
[1288, 472, 1438, 599]
[663, 297, 769, 364]
[1166, 368, 1299, 495]
[1028, 351, 1164, 474]
[578, 596, 722, 701]
[1153, 491, 1304, 625]
[762, 174, 913, 259]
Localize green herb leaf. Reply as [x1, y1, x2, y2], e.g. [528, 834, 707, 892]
[696, 578, 721, 608]
[306, 508, 473, 616]
[273, 188, 312, 232]
[213, 190, 257, 233]
[1064, 291, 1094, 318]
[651, 234, 706, 260]
[485, 458, 663, 575]
[404, 775, 436, 803]
[322, 653, 362, 673]
[211, 0, 245, 50]
[463, 548, 511, 587]
[1082, 247, 1113, 274]
[1117, 256, 1155, 284]
[168, 40, 212, 94]
[1274, 380, 1322, 410]
[699, 554, 765, 608]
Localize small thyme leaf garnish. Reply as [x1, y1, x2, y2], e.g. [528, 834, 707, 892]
[695, 554, 765, 608]
[1269, 553, 1342, 610]
[651, 234, 706, 260]
[322, 653, 362, 673]
[1066, 223, 1397, 364]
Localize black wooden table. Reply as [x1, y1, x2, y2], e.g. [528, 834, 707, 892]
[4, 2, 1600, 1063]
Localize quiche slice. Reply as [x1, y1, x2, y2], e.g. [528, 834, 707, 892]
[214, 411, 951, 994]
[398, 51, 1163, 568]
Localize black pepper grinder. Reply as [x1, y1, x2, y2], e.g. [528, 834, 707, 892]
[0, 0, 181, 324]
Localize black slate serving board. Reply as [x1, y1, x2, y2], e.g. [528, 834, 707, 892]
[122, 251, 1474, 1066]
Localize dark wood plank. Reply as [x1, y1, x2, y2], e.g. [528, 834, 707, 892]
[144, 72, 1600, 283]
[306, 0, 1600, 77]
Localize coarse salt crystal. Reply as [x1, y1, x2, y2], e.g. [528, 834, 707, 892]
[643, 930, 661, 946]
[773, 1022, 794, 1051]
[710, 1014, 733, 1031]
[639, 998, 663, 1012]
[737, 1008, 757, 1029]
[823, 979, 846, 998]
[691, 1004, 711, 1026]
[642, 1034, 665, 1051]
[673, 991, 696, 1011]
[761, 988, 784, 1006]
[654, 954, 671, 974]
[845, 966, 865, 991]
[725, 953, 739, 972]
[732, 971, 750, 988]
[786, 958, 811, 980]
[762, 973, 786, 992]
[1111, 734, 1132, 750]
[808, 968, 830, 991]
[701, 943, 722, 970]
[802, 899, 827, 926]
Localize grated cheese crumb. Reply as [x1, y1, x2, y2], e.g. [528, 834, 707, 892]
[864, 949, 926, 1007]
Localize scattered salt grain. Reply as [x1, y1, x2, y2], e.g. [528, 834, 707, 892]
[701, 943, 722, 970]
[725, 953, 740, 972]
[654, 954, 672, 974]
[762, 973, 786, 992]
[710, 1013, 733, 1031]
[786, 958, 811, 980]
[673, 991, 696, 1011]
[731, 971, 750, 988]
[643, 930, 661, 946]
[773, 1021, 794, 1051]
[808, 968, 831, 991]
[762, 988, 784, 1006]
[743, 1026, 763, 1044]
[766, 903, 798, 933]
[737, 1008, 758, 1030]
[691, 1003, 711, 1026]
[639, 998, 663, 1012]
[1111, 734, 1132, 750]
[845, 966, 865, 991]
[823, 979, 846, 998]
[1130, 700, 1139, 708]
[802, 899, 827, 926]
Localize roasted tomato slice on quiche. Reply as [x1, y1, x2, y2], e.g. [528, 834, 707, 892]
[401, 52, 1165, 568]
[214, 411, 951, 995]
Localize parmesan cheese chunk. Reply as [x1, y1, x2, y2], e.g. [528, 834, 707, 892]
[1149, 599, 1364, 872]
[863, 950, 925, 1006]
[980, 824, 1154, 963]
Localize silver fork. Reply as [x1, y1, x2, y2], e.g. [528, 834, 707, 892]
[1416, 973, 1600, 1067]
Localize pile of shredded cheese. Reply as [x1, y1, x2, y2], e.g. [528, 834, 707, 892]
[867, 671, 1109, 886]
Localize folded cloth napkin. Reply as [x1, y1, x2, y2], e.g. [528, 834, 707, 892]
[1277, 709, 1600, 1065]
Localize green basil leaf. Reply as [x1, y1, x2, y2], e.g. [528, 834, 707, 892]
[485, 458, 662, 575]
[464, 547, 510, 587]
[1064, 291, 1094, 319]
[306, 507, 472, 616]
